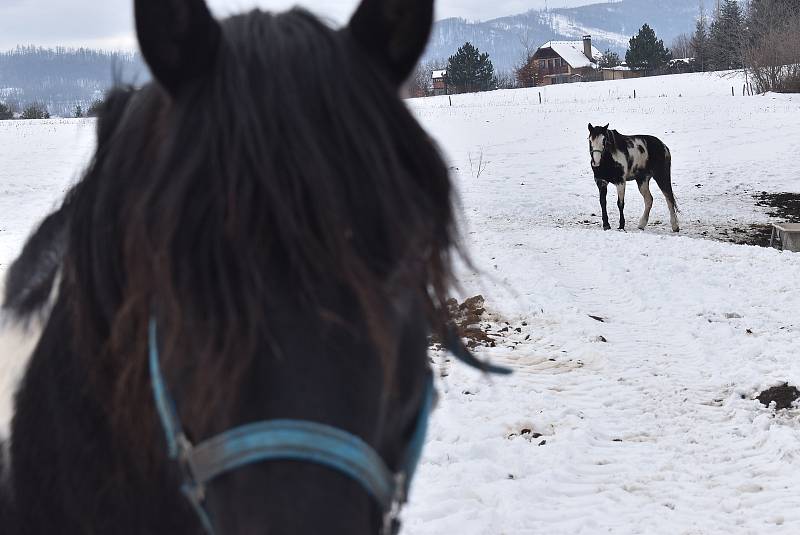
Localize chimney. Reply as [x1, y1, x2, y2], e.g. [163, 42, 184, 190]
[583, 35, 592, 60]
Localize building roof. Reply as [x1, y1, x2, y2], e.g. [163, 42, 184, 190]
[432, 70, 447, 79]
[538, 40, 602, 69]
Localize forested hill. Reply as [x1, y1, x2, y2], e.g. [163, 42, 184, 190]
[0, 47, 148, 117]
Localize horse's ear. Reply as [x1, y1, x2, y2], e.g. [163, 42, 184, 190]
[135, 0, 222, 96]
[603, 124, 609, 130]
[588, 123, 593, 132]
[348, 0, 435, 85]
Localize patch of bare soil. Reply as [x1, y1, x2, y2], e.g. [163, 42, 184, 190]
[757, 383, 800, 410]
[723, 192, 800, 247]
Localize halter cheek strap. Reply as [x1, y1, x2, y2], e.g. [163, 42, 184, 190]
[148, 318, 436, 535]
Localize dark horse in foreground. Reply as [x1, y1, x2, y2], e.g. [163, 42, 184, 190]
[0, 0, 505, 533]
[588, 124, 680, 232]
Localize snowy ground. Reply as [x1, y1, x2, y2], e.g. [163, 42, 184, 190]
[1, 73, 800, 533]
[401, 72, 800, 534]
[0, 118, 96, 432]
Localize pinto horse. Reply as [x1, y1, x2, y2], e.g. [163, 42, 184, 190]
[0, 1, 506, 533]
[588, 124, 680, 232]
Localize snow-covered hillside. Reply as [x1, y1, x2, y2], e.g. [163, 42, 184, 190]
[1, 72, 800, 534]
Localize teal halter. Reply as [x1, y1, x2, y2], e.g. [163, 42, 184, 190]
[148, 318, 434, 534]
[148, 318, 508, 534]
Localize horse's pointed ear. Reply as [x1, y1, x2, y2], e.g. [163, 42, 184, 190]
[588, 123, 593, 132]
[135, 0, 222, 96]
[348, 0, 435, 85]
[603, 124, 609, 130]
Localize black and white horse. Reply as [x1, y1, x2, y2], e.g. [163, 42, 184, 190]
[588, 124, 680, 232]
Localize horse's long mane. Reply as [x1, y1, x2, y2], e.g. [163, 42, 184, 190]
[65, 9, 456, 440]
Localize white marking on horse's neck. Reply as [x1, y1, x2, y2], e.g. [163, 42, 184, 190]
[0, 269, 61, 475]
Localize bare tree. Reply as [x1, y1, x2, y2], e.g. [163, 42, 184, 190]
[744, 0, 800, 92]
[403, 59, 446, 98]
[514, 29, 538, 88]
[691, 1, 710, 71]
[495, 71, 516, 89]
[671, 33, 695, 59]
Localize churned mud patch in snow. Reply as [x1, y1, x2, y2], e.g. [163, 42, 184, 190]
[443, 295, 495, 349]
[757, 384, 800, 410]
[757, 191, 800, 221]
[434, 295, 535, 352]
[691, 191, 800, 248]
[717, 192, 800, 247]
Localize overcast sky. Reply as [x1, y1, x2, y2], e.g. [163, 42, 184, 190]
[0, 0, 596, 51]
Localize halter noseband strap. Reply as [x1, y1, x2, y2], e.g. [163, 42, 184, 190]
[148, 318, 435, 535]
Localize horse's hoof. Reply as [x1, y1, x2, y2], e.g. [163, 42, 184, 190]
[603, 226, 611, 231]
[673, 228, 680, 233]
[638, 226, 646, 231]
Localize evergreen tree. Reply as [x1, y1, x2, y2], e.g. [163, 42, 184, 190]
[0, 102, 12, 120]
[21, 103, 50, 119]
[86, 99, 103, 117]
[691, 3, 711, 71]
[74, 105, 83, 118]
[446, 42, 496, 94]
[625, 24, 672, 72]
[709, 0, 744, 69]
[598, 49, 622, 68]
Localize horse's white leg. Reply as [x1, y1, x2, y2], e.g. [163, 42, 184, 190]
[638, 178, 653, 230]
[616, 181, 626, 230]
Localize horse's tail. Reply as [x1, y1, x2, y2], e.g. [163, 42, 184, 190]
[659, 145, 679, 213]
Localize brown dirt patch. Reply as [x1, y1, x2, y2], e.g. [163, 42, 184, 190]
[726, 192, 800, 247]
[445, 295, 496, 349]
[757, 383, 800, 410]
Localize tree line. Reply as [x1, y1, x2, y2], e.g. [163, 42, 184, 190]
[682, 0, 800, 91]
[0, 99, 103, 120]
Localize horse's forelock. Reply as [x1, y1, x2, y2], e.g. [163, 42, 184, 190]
[72, 8, 456, 440]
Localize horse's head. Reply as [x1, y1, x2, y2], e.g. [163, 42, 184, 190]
[61, 0, 455, 532]
[588, 123, 611, 167]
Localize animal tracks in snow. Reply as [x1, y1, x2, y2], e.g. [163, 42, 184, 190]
[412, 227, 800, 534]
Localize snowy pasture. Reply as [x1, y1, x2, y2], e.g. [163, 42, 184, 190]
[1, 72, 799, 534]
[403, 72, 800, 534]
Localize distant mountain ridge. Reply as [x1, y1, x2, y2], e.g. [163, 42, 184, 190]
[423, 0, 700, 72]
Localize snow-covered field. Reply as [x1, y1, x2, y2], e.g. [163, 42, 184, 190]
[1, 72, 800, 533]
[402, 72, 800, 534]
